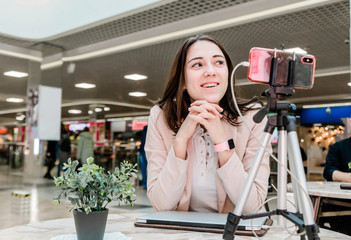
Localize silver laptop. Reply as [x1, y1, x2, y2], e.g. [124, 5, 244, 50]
[136, 211, 267, 231]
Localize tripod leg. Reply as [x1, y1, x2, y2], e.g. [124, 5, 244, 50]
[223, 124, 274, 240]
[289, 146, 303, 214]
[277, 128, 287, 225]
[288, 145, 306, 240]
[287, 117, 319, 239]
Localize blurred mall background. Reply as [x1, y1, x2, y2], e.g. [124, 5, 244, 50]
[0, 0, 350, 232]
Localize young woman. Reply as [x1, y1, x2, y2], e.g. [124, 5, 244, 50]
[145, 34, 270, 214]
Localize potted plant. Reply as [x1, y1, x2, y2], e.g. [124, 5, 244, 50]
[53, 157, 137, 240]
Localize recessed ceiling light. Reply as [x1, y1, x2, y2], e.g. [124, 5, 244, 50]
[68, 109, 82, 114]
[88, 110, 93, 114]
[348, 82, 351, 87]
[4, 71, 28, 78]
[129, 92, 147, 97]
[6, 98, 24, 103]
[16, 116, 25, 121]
[67, 63, 76, 74]
[104, 107, 110, 111]
[16, 114, 25, 121]
[124, 74, 147, 81]
[285, 47, 307, 54]
[75, 83, 96, 89]
[95, 107, 102, 112]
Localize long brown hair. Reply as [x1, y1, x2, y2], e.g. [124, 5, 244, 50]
[158, 34, 256, 133]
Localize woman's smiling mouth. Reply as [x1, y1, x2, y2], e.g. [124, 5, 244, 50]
[201, 82, 219, 88]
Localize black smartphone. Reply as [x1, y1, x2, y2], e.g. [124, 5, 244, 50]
[248, 47, 316, 89]
[340, 183, 351, 190]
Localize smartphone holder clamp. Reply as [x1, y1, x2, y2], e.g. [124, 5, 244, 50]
[223, 49, 320, 240]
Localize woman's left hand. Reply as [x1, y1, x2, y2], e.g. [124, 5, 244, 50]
[188, 100, 228, 144]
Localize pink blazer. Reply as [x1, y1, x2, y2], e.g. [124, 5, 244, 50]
[145, 105, 270, 214]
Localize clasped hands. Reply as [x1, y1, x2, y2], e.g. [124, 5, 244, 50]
[176, 100, 228, 144]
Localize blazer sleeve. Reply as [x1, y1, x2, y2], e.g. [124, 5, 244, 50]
[217, 112, 270, 214]
[145, 106, 189, 211]
[323, 144, 340, 181]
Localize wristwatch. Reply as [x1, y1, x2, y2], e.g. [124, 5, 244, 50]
[214, 139, 235, 152]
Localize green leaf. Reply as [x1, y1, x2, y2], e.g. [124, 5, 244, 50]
[52, 157, 136, 211]
[87, 157, 94, 164]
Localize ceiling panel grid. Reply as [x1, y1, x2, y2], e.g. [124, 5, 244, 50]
[42, 0, 255, 51]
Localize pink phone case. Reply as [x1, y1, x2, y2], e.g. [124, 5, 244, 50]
[247, 47, 315, 89]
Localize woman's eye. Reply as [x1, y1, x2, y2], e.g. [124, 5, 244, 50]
[216, 60, 225, 65]
[192, 62, 201, 68]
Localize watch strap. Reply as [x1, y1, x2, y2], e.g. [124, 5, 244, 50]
[214, 139, 235, 152]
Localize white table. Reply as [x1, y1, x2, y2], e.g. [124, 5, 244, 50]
[287, 181, 351, 223]
[0, 212, 349, 239]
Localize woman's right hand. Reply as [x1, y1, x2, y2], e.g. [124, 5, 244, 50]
[173, 101, 221, 159]
[176, 113, 198, 141]
[173, 111, 199, 160]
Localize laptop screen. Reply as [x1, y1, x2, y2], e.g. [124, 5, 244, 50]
[136, 211, 267, 231]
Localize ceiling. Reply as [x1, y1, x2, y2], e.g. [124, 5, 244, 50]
[0, 0, 350, 126]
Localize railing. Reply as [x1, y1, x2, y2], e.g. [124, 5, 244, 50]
[0, 142, 25, 169]
[0, 141, 142, 184]
[69, 141, 140, 172]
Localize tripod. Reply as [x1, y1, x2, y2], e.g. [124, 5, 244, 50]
[223, 51, 320, 240]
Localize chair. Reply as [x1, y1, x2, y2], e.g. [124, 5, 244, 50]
[307, 157, 324, 180]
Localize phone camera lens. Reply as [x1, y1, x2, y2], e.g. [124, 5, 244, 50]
[303, 58, 313, 63]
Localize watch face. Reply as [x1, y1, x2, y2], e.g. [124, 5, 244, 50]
[228, 139, 235, 149]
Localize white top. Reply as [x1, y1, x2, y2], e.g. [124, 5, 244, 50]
[189, 126, 218, 212]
